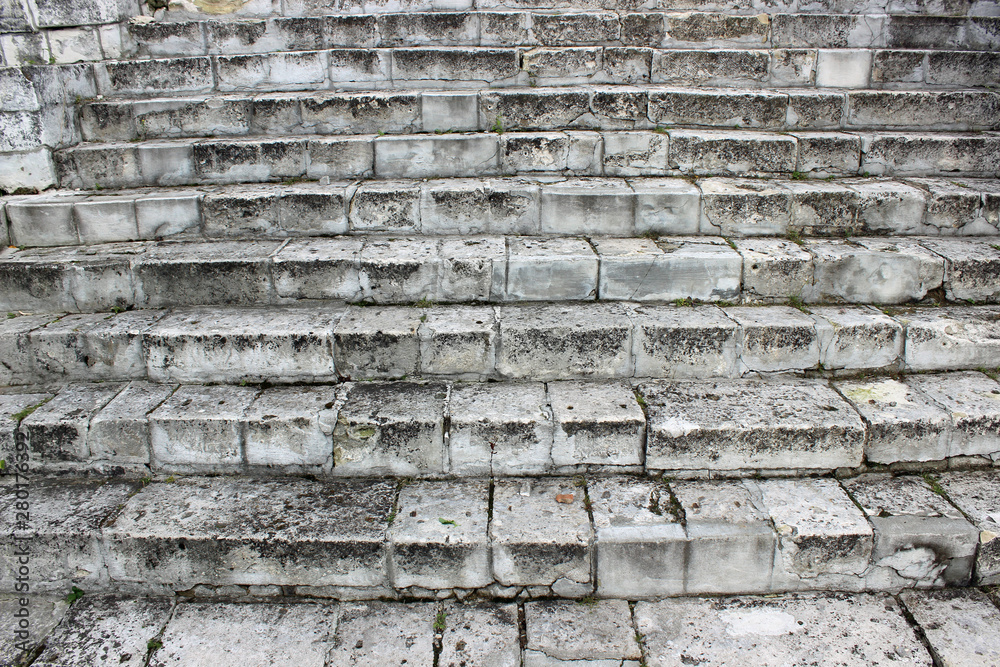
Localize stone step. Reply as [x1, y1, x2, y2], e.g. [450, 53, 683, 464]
[5, 591, 1000, 667]
[5, 371, 1000, 476]
[2, 302, 999, 385]
[50, 130, 1000, 191]
[115, 13, 1000, 58]
[3, 233, 1000, 312]
[0, 470, 996, 598]
[75, 87, 1000, 144]
[6, 177, 1000, 249]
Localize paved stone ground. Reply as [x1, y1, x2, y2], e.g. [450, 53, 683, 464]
[3, 589, 999, 666]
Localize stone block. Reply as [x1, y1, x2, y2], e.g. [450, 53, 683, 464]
[0, 110, 41, 152]
[57, 144, 142, 191]
[653, 49, 769, 86]
[901, 306, 1000, 371]
[95, 58, 214, 96]
[643, 378, 864, 472]
[244, 385, 340, 472]
[816, 49, 871, 88]
[848, 90, 1000, 132]
[202, 187, 280, 238]
[375, 134, 500, 178]
[725, 305, 819, 372]
[328, 603, 432, 666]
[278, 183, 350, 236]
[811, 305, 904, 371]
[785, 180, 859, 236]
[271, 237, 363, 301]
[498, 304, 633, 380]
[145, 307, 339, 384]
[420, 178, 539, 235]
[863, 133, 1000, 177]
[794, 131, 861, 176]
[771, 49, 818, 87]
[22, 382, 125, 464]
[306, 136, 374, 179]
[350, 179, 421, 231]
[357, 237, 438, 303]
[602, 131, 668, 176]
[438, 236, 506, 302]
[927, 50, 1000, 88]
[104, 477, 394, 588]
[136, 141, 196, 186]
[0, 314, 61, 385]
[900, 589, 1000, 667]
[0, 391, 51, 465]
[845, 474, 978, 588]
[389, 480, 491, 590]
[699, 178, 792, 236]
[649, 88, 787, 129]
[129, 20, 206, 58]
[786, 90, 844, 129]
[522, 47, 605, 85]
[490, 478, 592, 592]
[630, 177, 700, 236]
[0, 148, 57, 193]
[438, 603, 520, 667]
[631, 304, 739, 378]
[596, 237, 740, 302]
[134, 192, 202, 240]
[392, 48, 520, 84]
[669, 129, 797, 175]
[149, 384, 258, 472]
[480, 89, 590, 132]
[449, 382, 552, 476]
[300, 91, 418, 135]
[6, 198, 79, 247]
[913, 178, 994, 236]
[908, 371, 1000, 460]
[193, 138, 307, 183]
[804, 238, 943, 304]
[328, 49, 391, 85]
[935, 471, 1000, 584]
[89, 381, 176, 466]
[524, 599, 641, 665]
[249, 93, 305, 135]
[332, 382, 446, 476]
[215, 51, 328, 91]
[417, 305, 497, 379]
[539, 179, 634, 235]
[505, 237, 598, 301]
[735, 238, 813, 302]
[333, 306, 422, 379]
[421, 91, 478, 132]
[920, 238, 1000, 304]
[549, 381, 644, 468]
[500, 131, 600, 173]
[848, 179, 927, 235]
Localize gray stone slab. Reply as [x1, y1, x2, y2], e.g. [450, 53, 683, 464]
[672, 480, 775, 595]
[0, 596, 67, 667]
[244, 385, 340, 472]
[635, 593, 931, 666]
[629, 304, 740, 378]
[836, 377, 950, 464]
[505, 237, 598, 301]
[418, 306, 497, 379]
[33, 596, 173, 667]
[279, 183, 351, 236]
[0, 478, 140, 593]
[589, 477, 685, 598]
[448, 382, 552, 476]
[935, 471, 1000, 585]
[901, 306, 1000, 371]
[603, 131, 668, 177]
[22, 382, 125, 464]
[490, 478, 592, 592]
[907, 371, 1000, 460]
[784, 180, 860, 237]
[333, 382, 446, 477]
[811, 306, 904, 371]
[525, 599, 640, 665]
[497, 304, 633, 380]
[389, 480, 490, 590]
[669, 130, 796, 175]
[145, 307, 340, 384]
[151, 601, 339, 667]
[438, 602, 520, 667]
[539, 178, 634, 236]
[329, 602, 433, 667]
[149, 384, 258, 473]
[735, 238, 813, 303]
[105, 477, 394, 589]
[334, 306, 422, 380]
[438, 236, 506, 302]
[271, 237, 364, 301]
[375, 134, 500, 179]
[849, 180, 928, 236]
[725, 305, 819, 373]
[0, 391, 52, 468]
[920, 237, 1000, 304]
[754, 478, 872, 592]
[629, 178, 701, 236]
[350, 179, 421, 232]
[357, 237, 439, 303]
[548, 381, 644, 468]
[845, 474, 978, 588]
[912, 179, 996, 236]
[699, 178, 791, 237]
[0, 314, 54, 385]
[899, 589, 1000, 667]
[420, 178, 540, 235]
[642, 378, 864, 472]
[89, 381, 176, 465]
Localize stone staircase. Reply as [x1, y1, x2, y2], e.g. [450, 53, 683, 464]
[2, 0, 1000, 660]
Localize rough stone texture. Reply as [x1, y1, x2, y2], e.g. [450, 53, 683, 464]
[755, 478, 872, 592]
[104, 477, 394, 589]
[845, 474, 978, 588]
[785, 180, 859, 236]
[699, 178, 791, 237]
[89, 381, 176, 465]
[420, 178, 539, 235]
[0, 596, 67, 667]
[836, 377, 950, 464]
[0, 391, 51, 465]
[491, 478, 592, 593]
[642, 378, 864, 471]
[935, 471, 1000, 584]
[33, 596, 173, 667]
[438, 602, 520, 667]
[244, 385, 340, 472]
[630, 304, 739, 378]
[724, 305, 819, 373]
[448, 382, 552, 476]
[850, 180, 927, 235]
[589, 476, 685, 598]
[548, 380, 644, 468]
[630, 178, 701, 236]
[21, 382, 125, 463]
[151, 601, 339, 667]
[334, 306, 423, 379]
[901, 306, 1000, 371]
[907, 371, 1000, 460]
[811, 306, 904, 371]
[389, 480, 490, 590]
[669, 130, 796, 175]
[920, 237, 1000, 304]
[635, 594, 931, 666]
[418, 305, 497, 379]
[271, 237, 363, 301]
[539, 179, 634, 236]
[672, 480, 775, 594]
[0, 314, 54, 385]
[376, 134, 500, 179]
[350, 179, 421, 231]
[497, 303, 632, 380]
[0, 478, 140, 593]
[332, 382, 446, 477]
[735, 238, 812, 302]
[329, 602, 433, 667]
[899, 589, 1000, 667]
[525, 599, 640, 665]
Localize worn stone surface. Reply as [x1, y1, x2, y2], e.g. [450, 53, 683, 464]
[725, 305, 819, 373]
[630, 304, 739, 378]
[27, 311, 154, 382]
[901, 306, 1000, 371]
[635, 593, 931, 666]
[33, 596, 173, 667]
[589, 476, 685, 598]
[329, 602, 433, 667]
[438, 602, 520, 667]
[669, 130, 796, 175]
[271, 237, 363, 300]
[735, 238, 812, 302]
[420, 178, 539, 235]
[0, 391, 51, 465]
[548, 380, 644, 469]
[0, 596, 67, 667]
[244, 385, 340, 472]
[907, 371, 1000, 460]
[491, 478, 592, 592]
[539, 179, 634, 235]
[333, 382, 446, 477]
[104, 477, 394, 589]
[22, 382, 125, 463]
[334, 306, 423, 380]
[900, 589, 1000, 667]
[811, 306, 904, 371]
[642, 378, 864, 471]
[630, 178, 700, 236]
[525, 599, 640, 665]
[390, 480, 490, 590]
[699, 178, 791, 237]
[449, 382, 552, 476]
[89, 381, 176, 465]
[935, 471, 1000, 584]
[921, 237, 1000, 304]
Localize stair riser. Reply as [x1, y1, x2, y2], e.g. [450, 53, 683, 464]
[5, 373, 1000, 476]
[1, 304, 998, 386]
[2, 235, 999, 311]
[1, 473, 995, 598]
[7, 178, 999, 248]
[75, 89, 1000, 144]
[51, 131, 1000, 190]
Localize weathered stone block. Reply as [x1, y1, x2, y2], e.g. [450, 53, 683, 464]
[908, 371, 1000, 460]
[653, 49, 769, 86]
[725, 305, 819, 372]
[669, 129, 797, 175]
[306, 136, 374, 179]
[900, 589, 1000, 667]
[524, 599, 641, 665]
[649, 88, 787, 129]
[271, 237, 363, 301]
[699, 178, 791, 236]
[602, 131, 667, 176]
[333, 306, 422, 379]
[22, 382, 125, 463]
[812, 305, 904, 370]
[901, 306, 1000, 371]
[804, 238, 943, 304]
[328, 602, 432, 666]
[278, 183, 350, 236]
[549, 381, 644, 468]
[134, 192, 202, 240]
[350, 179, 421, 231]
[375, 134, 500, 178]
[417, 305, 497, 379]
[392, 48, 520, 84]
[244, 385, 340, 472]
[630, 177, 700, 235]
[95, 58, 214, 96]
[505, 237, 598, 301]
[935, 471, 1000, 584]
[479, 89, 590, 131]
[89, 381, 175, 466]
[631, 304, 739, 378]
[920, 238, 1000, 304]
[816, 49, 871, 88]
[420, 178, 539, 234]
[539, 178, 634, 235]
[736, 238, 813, 302]
[216, 51, 328, 91]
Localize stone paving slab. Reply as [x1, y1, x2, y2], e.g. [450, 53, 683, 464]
[899, 589, 1000, 667]
[935, 470, 1000, 584]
